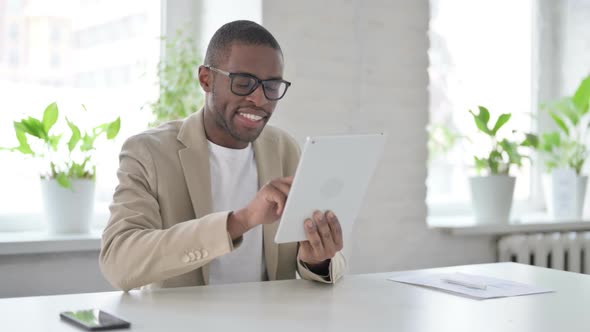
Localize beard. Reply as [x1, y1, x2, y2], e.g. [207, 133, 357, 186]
[210, 93, 270, 144]
[216, 109, 262, 143]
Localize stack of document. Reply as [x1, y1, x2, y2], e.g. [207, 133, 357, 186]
[389, 272, 554, 299]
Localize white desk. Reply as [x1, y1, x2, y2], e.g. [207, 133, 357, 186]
[2, 262, 589, 332]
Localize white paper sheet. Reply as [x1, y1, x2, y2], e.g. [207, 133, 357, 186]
[388, 272, 554, 299]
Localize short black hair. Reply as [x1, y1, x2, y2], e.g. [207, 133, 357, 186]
[204, 20, 282, 67]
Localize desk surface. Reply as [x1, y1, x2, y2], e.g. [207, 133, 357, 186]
[2, 262, 589, 332]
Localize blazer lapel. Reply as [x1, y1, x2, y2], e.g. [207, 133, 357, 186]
[253, 134, 282, 281]
[177, 111, 213, 283]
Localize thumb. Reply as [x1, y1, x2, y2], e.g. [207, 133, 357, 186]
[264, 190, 286, 216]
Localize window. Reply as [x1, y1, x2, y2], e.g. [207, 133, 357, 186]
[51, 23, 61, 42]
[427, 0, 535, 216]
[8, 49, 19, 65]
[9, 24, 19, 41]
[7, 0, 21, 12]
[0, 0, 160, 231]
[50, 52, 60, 67]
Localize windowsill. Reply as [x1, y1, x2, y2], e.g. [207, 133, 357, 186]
[428, 214, 590, 236]
[0, 229, 103, 255]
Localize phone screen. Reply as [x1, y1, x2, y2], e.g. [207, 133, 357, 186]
[60, 309, 130, 330]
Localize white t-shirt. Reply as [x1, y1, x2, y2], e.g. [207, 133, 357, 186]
[207, 140, 265, 285]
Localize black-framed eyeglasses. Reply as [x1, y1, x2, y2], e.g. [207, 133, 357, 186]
[205, 65, 291, 101]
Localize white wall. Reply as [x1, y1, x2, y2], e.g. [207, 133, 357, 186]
[199, 0, 262, 57]
[263, 0, 497, 273]
[0, 251, 113, 298]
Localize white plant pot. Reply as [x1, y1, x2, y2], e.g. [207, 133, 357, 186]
[41, 179, 95, 234]
[542, 168, 587, 220]
[469, 175, 516, 224]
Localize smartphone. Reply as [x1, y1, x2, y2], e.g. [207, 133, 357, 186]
[59, 309, 131, 331]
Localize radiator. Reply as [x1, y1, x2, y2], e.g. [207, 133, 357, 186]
[498, 232, 590, 274]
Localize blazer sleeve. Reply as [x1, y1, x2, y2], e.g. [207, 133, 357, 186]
[297, 251, 347, 284]
[99, 136, 241, 291]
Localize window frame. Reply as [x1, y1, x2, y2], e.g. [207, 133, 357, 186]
[426, 0, 549, 221]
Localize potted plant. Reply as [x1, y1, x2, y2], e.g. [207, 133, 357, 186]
[1, 102, 120, 233]
[538, 74, 590, 219]
[468, 106, 538, 224]
[146, 29, 204, 127]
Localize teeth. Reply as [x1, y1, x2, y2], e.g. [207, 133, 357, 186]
[240, 113, 263, 121]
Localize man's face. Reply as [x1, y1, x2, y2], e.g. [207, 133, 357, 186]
[202, 43, 284, 147]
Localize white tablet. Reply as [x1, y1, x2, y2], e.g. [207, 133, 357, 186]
[274, 133, 386, 244]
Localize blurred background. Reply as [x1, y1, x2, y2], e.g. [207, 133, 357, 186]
[0, 0, 589, 298]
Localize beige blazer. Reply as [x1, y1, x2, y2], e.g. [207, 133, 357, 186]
[100, 111, 346, 291]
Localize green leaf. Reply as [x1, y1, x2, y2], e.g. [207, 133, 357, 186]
[500, 139, 521, 166]
[65, 162, 92, 179]
[474, 157, 487, 174]
[488, 150, 502, 174]
[68, 157, 93, 179]
[542, 98, 577, 127]
[50, 162, 57, 178]
[80, 134, 96, 152]
[42, 102, 59, 134]
[148, 29, 204, 127]
[478, 106, 490, 125]
[427, 123, 465, 161]
[469, 108, 491, 135]
[491, 113, 511, 135]
[13, 122, 34, 155]
[17, 146, 33, 154]
[56, 172, 72, 189]
[549, 111, 570, 136]
[106, 117, 121, 139]
[574, 162, 584, 175]
[20, 117, 47, 140]
[521, 133, 539, 148]
[572, 75, 590, 113]
[560, 99, 580, 126]
[66, 117, 81, 153]
[79, 156, 90, 172]
[69, 162, 83, 178]
[541, 132, 561, 152]
[48, 135, 62, 151]
[546, 160, 559, 172]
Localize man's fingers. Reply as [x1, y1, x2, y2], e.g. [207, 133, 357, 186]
[315, 210, 336, 258]
[304, 218, 325, 258]
[279, 176, 294, 185]
[326, 210, 344, 251]
[264, 187, 287, 215]
[268, 180, 291, 197]
[299, 241, 313, 257]
[265, 177, 294, 215]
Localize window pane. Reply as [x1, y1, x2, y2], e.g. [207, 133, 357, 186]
[427, 0, 533, 209]
[0, 0, 160, 221]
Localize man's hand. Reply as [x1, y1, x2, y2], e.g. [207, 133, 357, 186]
[298, 210, 344, 274]
[227, 176, 293, 239]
